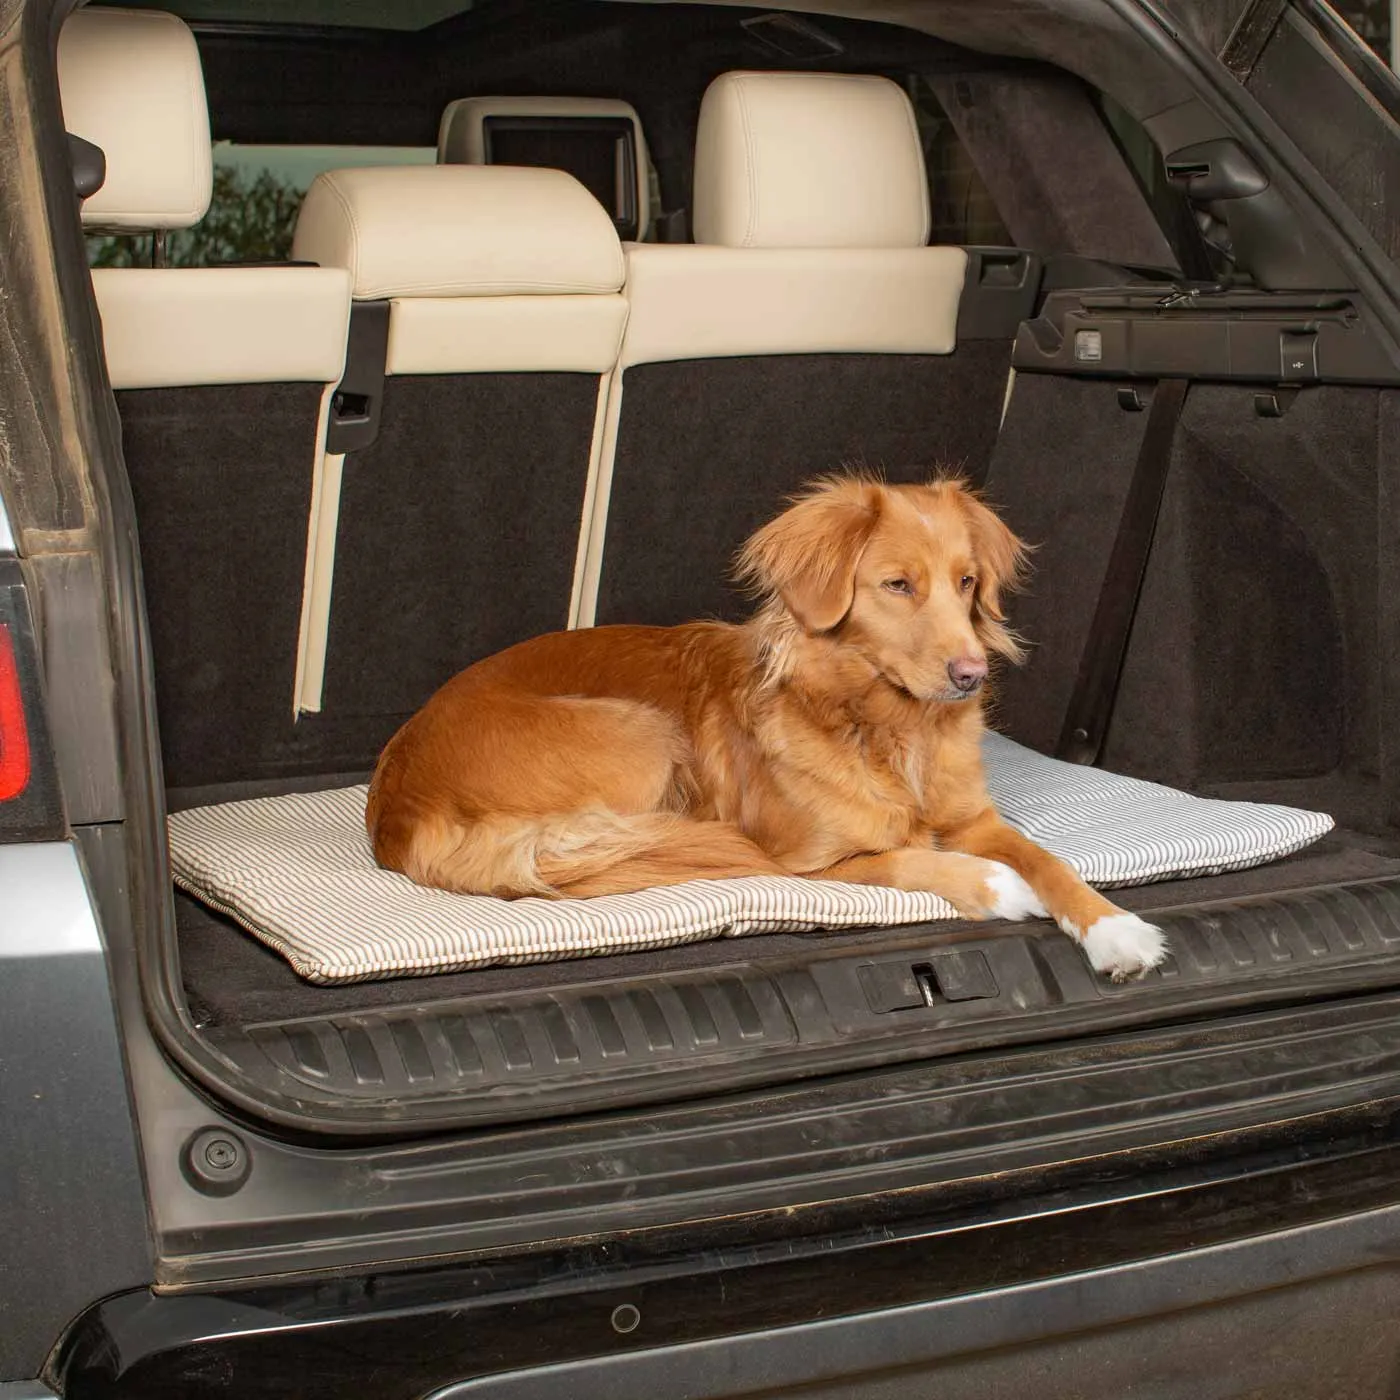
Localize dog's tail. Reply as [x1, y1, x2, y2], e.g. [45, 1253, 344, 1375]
[372, 804, 786, 899]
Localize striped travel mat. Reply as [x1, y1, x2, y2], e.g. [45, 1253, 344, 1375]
[168, 733, 1333, 985]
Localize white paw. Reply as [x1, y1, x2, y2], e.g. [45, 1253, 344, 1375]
[1072, 912, 1169, 982]
[984, 863, 1049, 921]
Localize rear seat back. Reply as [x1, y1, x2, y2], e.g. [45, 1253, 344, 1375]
[60, 6, 354, 791]
[579, 71, 999, 630]
[290, 165, 626, 743]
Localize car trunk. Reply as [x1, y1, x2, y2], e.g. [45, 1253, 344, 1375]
[89, 0, 1400, 1133]
[158, 351, 1400, 1131]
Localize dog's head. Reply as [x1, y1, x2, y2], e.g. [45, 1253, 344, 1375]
[737, 475, 1029, 703]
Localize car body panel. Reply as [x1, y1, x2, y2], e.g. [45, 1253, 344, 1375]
[0, 842, 152, 1382]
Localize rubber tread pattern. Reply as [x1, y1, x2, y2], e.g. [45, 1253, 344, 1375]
[204, 878, 1400, 1122]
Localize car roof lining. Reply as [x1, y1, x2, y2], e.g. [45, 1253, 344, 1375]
[86, 0, 1210, 127]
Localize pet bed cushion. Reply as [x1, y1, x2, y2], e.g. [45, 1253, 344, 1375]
[168, 734, 1334, 984]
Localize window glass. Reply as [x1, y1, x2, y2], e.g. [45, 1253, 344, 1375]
[1246, 5, 1400, 266]
[905, 76, 1013, 247]
[1330, 0, 1388, 59]
[86, 143, 435, 267]
[92, 0, 473, 32]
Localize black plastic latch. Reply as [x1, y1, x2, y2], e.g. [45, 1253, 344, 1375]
[955, 246, 1043, 341]
[1254, 386, 1301, 418]
[858, 962, 924, 1012]
[67, 133, 106, 201]
[859, 950, 999, 1012]
[924, 950, 999, 1001]
[326, 299, 390, 455]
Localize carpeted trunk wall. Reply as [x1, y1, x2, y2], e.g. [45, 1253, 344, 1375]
[595, 344, 1013, 627]
[988, 376, 1389, 819]
[120, 372, 598, 789]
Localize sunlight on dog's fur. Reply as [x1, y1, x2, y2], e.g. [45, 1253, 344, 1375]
[367, 475, 1167, 980]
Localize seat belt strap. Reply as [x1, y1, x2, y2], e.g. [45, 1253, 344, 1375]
[1056, 377, 1190, 766]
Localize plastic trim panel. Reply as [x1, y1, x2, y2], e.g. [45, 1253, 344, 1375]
[202, 876, 1400, 1128]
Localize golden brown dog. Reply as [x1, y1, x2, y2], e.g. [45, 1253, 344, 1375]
[368, 475, 1167, 980]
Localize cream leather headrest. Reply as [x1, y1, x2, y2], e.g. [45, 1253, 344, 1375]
[57, 7, 213, 231]
[291, 164, 626, 299]
[693, 71, 930, 249]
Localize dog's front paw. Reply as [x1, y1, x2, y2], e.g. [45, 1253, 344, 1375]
[1074, 912, 1168, 982]
[982, 863, 1049, 921]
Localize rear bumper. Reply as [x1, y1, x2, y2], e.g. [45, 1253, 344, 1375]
[431, 1195, 1400, 1399]
[51, 1122, 1400, 1398]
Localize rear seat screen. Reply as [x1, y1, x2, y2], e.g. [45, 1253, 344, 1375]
[483, 116, 638, 239]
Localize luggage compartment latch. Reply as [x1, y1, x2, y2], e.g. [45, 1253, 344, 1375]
[858, 950, 999, 1012]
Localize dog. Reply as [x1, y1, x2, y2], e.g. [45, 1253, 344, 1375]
[367, 475, 1167, 980]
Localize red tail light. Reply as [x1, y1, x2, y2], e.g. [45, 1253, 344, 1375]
[0, 622, 31, 802]
[0, 564, 63, 840]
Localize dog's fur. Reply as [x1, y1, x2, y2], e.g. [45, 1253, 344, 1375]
[368, 476, 1167, 979]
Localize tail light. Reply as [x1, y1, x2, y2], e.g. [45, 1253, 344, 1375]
[0, 621, 30, 800]
[0, 559, 64, 841]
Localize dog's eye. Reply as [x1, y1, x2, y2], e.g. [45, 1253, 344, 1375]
[882, 578, 913, 596]
[959, 575, 977, 593]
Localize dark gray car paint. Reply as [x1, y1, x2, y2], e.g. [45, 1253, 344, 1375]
[429, 1192, 1400, 1398]
[0, 842, 152, 1382]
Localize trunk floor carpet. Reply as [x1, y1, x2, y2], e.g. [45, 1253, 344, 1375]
[169, 735, 1330, 986]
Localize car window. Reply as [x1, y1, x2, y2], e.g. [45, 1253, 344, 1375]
[906, 76, 1014, 246]
[1241, 2, 1400, 266]
[1330, 0, 1388, 57]
[86, 142, 435, 267]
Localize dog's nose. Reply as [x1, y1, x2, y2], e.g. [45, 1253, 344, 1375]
[948, 657, 988, 693]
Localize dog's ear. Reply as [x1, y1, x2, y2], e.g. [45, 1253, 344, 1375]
[957, 487, 1031, 663]
[737, 478, 881, 632]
